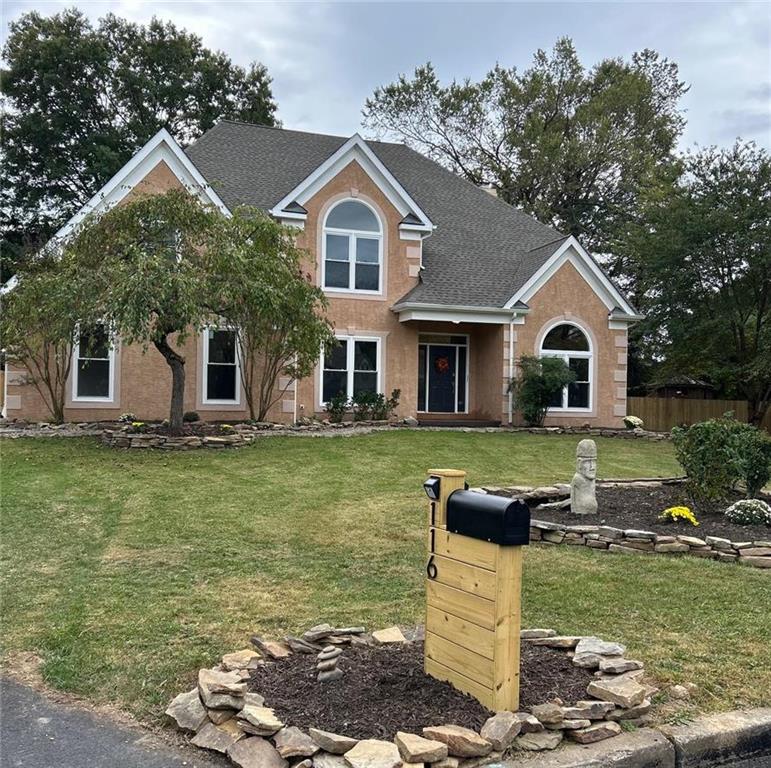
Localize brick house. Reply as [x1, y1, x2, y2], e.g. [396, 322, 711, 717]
[3, 121, 641, 426]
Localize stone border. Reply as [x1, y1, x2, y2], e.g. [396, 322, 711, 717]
[166, 622, 662, 767]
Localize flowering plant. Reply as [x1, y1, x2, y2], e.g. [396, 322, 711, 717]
[623, 415, 644, 430]
[658, 506, 699, 526]
[725, 499, 771, 526]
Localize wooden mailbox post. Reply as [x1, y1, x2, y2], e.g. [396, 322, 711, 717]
[424, 468, 528, 712]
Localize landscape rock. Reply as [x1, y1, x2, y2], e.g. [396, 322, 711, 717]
[515, 713, 544, 733]
[528, 636, 582, 649]
[209, 708, 236, 725]
[562, 701, 615, 720]
[655, 542, 690, 553]
[479, 712, 521, 751]
[575, 637, 626, 657]
[572, 653, 603, 669]
[371, 626, 406, 644]
[457, 751, 501, 768]
[568, 721, 622, 744]
[303, 624, 335, 642]
[285, 636, 323, 654]
[228, 736, 289, 768]
[587, 677, 647, 709]
[244, 692, 266, 707]
[530, 703, 563, 725]
[520, 629, 556, 639]
[222, 648, 262, 671]
[238, 705, 284, 736]
[668, 684, 691, 700]
[599, 658, 643, 674]
[422, 726, 492, 758]
[606, 699, 652, 720]
[318, 668, 344, 682]
[395, 731, 449, 763]
[309, 728, 358, 754]
[432, 758, 459, 768]
[191, 720, 244, 753]
[273, 727, 320, 758]
[740, 556, 771, 568]
[515, 730, 563, 751]
[251, 636, 292, 659]
[545, 719, 591, 731]
[198, 668, 247, 709]
[344, 739, 402, 768]
[314, 754, 349, 768]
[676, 535, 706, 547]
[165, 688, 208, 733]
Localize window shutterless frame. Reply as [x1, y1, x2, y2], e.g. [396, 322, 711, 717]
[71, 324, 116, 403]
[201, 327, 241, 405]
[321, 199, 383, 295]
[319, 334, 381, 407]
[539, 321, 593, 412]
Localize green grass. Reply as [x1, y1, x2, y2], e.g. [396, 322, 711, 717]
[1, 431, 768, 723]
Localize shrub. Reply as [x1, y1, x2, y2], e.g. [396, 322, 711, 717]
[370, 389, 401, 421]
[725, 499, 771, 526]
[325, 392, 349, 423]
[510, 356, 576, 426]
[118, 412, 137, 423]
[736, 428, 771, 498]
[658, 506, 699, 526]
[623, 415, 644, 430]
[183, 411, 200, 423]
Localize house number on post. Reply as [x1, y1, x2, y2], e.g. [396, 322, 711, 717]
[423, 469, 530, 711]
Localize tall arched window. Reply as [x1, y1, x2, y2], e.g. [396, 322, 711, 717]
[322, 199, 382, 293]
[540, 323, 592, 410]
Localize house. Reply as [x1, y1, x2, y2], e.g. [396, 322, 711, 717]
[3, 121, 641, 427]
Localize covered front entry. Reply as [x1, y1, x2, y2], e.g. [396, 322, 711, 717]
[417, 334, 468, 413]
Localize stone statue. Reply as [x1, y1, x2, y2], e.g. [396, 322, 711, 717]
[570, 439, 598, 515]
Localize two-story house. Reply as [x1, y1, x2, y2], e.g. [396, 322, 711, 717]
[3, 121, 641, 427]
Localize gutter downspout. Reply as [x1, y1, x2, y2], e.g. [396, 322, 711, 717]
[507, 321, 515, 425]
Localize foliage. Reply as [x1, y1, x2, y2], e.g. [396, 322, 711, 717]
[510, 355, 576, 426]
[671, 414, 770, 502]
[0, 251, 93, 423]
[624, 415, 644, 430]
[118, 413, 137, 424]
[658, 506, 699, 526]
[325, 392, 349, 424]
[205, 207, 335, 422]
[183, 411, 200, 423]
[66, 188, 220, 434]
[1, 9, 277, 281]
[363, 37, 686, 258]
[351, 389, 401, 421]
[626, 142, 771, 425]
[725, 499, 771, 527]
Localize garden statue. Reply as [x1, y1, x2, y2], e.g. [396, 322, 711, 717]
[317, 645, 343, 682]
[571, 439, 598, 515]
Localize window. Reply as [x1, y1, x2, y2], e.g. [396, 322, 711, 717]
[203, 329, 240, 404]
[73, 324, 114, 401]
[322, 200, 382, 293]
[540, 323, 592, 410]
[321, 336, 380, 403]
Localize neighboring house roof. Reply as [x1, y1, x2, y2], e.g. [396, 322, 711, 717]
[186, 121, 637, 313]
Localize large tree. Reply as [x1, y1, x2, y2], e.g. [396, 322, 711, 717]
[1, 9, 277, 281]
[629, 141, 771, 425]
[362, 38, 687, 259]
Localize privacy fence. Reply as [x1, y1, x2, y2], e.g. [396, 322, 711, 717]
[627, 397, 770, 433]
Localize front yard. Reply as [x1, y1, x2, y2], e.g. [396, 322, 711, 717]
[1, 431, 769, 724]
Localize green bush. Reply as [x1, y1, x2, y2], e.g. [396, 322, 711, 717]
[672, 414, 771, 501]
[325, 392, 349, 423]
[350, 389, 400, 421]
[183, 411, 200, 423]
[510, 356, 575, 426]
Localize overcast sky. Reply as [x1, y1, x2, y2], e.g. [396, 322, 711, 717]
[3, 1, 770, 150]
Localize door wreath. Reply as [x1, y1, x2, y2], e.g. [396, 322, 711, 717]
[434, 355, 450, 374]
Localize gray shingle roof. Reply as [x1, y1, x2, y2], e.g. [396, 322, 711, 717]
[185, 120, 569, 308]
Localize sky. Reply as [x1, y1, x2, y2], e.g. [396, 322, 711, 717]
[2, 0, 770, 150]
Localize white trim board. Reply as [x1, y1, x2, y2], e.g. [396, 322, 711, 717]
[269, 134, 434, 233]
[51, 129, 230, 246]
[392, 302, 523, 326]
[504, 236, 640, 319]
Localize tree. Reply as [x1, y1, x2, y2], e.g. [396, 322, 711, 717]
[0, 251, 91, 423]
[629, 142, 771, 425]
[362, 38, 686, 259]
[66, 189, 220, 434]
[206, 209, 336, 421]
[1, 9, 278, 281]
[510, 356, 576, 426]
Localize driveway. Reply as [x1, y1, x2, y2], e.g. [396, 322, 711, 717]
[0, 678, 225, 768]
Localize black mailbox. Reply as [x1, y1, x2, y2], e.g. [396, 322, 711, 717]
[446, 490, 530, 546]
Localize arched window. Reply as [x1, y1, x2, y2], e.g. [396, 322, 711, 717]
[540, 323, 592, 410]
[322, 199, 382, 293]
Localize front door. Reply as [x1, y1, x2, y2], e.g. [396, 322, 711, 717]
[427, 345, 457, 412]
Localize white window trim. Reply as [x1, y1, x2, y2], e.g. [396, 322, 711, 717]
[321, 199, 383, 296]
[319, 334, 382, 407]
[72, 325, 116, 404]
[202, 327, 241, 406]
[417, 334, 470, 415]
[539, 321, 593, 413]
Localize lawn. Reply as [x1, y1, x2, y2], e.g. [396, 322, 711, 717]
[1, 431, 769, 725]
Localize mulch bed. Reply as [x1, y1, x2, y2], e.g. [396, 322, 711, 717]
[248, 641, 594, 739]
[534, 485, 771, 541]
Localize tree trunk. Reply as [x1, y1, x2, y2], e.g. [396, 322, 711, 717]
[153, 336, 186, 435]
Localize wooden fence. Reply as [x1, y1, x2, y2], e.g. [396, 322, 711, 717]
[627, 397, 770, 432]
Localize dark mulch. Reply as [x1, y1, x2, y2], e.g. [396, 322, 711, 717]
[533, 485, 771, 541]
[248, 641, 594, 739]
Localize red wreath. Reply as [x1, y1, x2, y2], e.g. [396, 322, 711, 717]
[435, 356, 450, 374]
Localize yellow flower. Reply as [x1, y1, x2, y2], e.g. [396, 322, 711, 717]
[659, 506, 699, 526]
